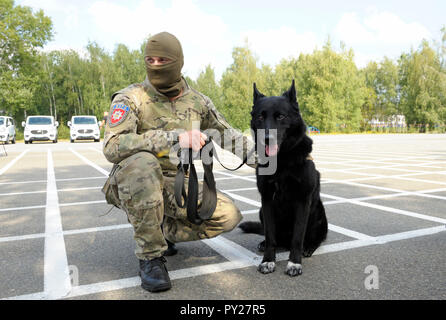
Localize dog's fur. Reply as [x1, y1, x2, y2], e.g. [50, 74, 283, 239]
[239, 80, 328, 276]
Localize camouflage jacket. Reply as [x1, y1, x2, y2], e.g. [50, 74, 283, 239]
[103, 77, 255, 172]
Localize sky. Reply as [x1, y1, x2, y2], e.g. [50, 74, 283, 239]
[17, 0, 446, 80]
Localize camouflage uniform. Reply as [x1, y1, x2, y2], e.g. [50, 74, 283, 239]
[102, 77, 254, 260]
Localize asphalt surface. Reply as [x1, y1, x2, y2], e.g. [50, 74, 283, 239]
[0, 134, 445, 300]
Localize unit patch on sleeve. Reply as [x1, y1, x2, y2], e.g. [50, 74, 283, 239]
[109, 104, 131, 127]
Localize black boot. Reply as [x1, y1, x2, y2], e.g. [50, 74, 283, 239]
[139, 257, 171, 292]
[163, 239, 178, 256]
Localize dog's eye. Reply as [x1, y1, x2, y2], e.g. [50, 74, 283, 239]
[276, 115, 286, 121]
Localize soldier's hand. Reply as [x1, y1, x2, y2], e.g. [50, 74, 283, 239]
[179, 130, 207, 152]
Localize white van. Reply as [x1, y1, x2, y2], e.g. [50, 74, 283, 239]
[22, 116, 59, 144]
[0, 116, 16, 144]
[67, 115, 100, 143]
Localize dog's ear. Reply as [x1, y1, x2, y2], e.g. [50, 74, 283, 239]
[283, 79, 297, 104]
[253, 83, 265, 104]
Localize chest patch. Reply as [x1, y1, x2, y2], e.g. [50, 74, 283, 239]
[109, 104, 130, 127]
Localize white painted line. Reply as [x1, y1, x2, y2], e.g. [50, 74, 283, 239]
[0, 210, 258, 244]
[223, 187, 257, 193]
[7, 224, 445, 300]
[0, 190, 46, 197]
[0, 233, 46, 243]
[0, 204, 46, 212]
[224, 188, 374, 240]
[57, 176, 107, 182]
[0, 176, 106, 186]
[63, 224, 130, 236]
[44, 150, 71, 299]
[64, 261, 244, 299]
[224, 191, 261, 207]
[0, 200, 107, 213]
[277, 225, 446, 261]
[0, 150, 29, 176]
[241, 209, 259, 215]
[327, 224, 375, 240]
[321, 192, 446, 225]
[202, 237, 259, 264]
[323, 188, 446, 205]
[0, 184, 100, 196]
[0, 179, 47, 186]
[213, 170, 257, 182]
[69, 148, 109, 176]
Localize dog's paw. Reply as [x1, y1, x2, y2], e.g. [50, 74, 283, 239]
[286, 262, 302, 277]
[258, 261, 275, 274]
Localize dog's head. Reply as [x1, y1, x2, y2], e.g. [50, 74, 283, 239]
[250, 80, 307, 157]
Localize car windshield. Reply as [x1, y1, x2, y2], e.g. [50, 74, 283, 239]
[28, 117, 52, 125]
[73, 117, 96, 125]
[0, 118, 4, 125]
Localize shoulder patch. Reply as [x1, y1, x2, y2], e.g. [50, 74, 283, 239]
[109, 104, 131, 127]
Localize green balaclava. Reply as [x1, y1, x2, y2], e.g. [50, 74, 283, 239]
[144, 32, 184, 98]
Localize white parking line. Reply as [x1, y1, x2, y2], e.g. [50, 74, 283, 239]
[69, 148, 109, 176]
[0, 150, 28, 176]
[321, 192, 446, 225]
[7, 224, 445, 300]
[223, 188, 375, 240]
[44, 150, 71, 299]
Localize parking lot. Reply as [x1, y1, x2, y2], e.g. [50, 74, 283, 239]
[0, 134, 445, 300]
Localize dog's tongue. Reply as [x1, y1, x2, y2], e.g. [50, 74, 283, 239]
[266, 144, 279, 156]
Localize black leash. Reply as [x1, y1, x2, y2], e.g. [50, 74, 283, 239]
[174, 138, 255, 225]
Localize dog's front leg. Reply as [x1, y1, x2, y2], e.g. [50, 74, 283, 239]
[258, 199, 276, 274]
[287, 201, 311, 277]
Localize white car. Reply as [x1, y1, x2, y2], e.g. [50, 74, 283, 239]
[22, 116, 59, 144]
[68, 116, 100, 143]
[0, 116, 16, 144]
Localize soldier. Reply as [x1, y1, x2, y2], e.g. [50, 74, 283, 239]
[102, 32, 255, 293]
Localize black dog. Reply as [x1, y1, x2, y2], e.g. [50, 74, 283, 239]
[239, 80, 328, 277]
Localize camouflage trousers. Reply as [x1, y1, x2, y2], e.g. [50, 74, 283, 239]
[104, 151, 242, 260]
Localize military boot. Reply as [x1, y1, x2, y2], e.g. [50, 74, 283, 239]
[139, 257, 171, 292]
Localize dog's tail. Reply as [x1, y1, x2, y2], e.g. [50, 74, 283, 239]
[238, 221, 264, 235]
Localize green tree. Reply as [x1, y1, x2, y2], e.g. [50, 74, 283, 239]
[0, 0, 53, 121]
[194, 64, 222, 110]
[399, 40, 446, 131]
[220, 42, 264, 130]
[294, 41, 365, 132]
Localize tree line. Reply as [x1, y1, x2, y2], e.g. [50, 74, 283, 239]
[1, 0, 446, 133]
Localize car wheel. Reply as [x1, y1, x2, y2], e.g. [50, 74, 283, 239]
[12, 135, 15, 144]
[53, 139, 57, 143]
[94, 138, 100, 142]
[70, 139, 74, 143]
[29, 140, 32, 144]
[5, 135, 9, 144]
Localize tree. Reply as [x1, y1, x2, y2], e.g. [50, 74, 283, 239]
[194, 65, 222, 110]
[220, 42, 263, 130]
[293, 41, 365, 132]
[399, 40, 446, 131]
[0, 0, 53, 121]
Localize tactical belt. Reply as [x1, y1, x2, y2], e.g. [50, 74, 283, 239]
[174, 138, 255, 225]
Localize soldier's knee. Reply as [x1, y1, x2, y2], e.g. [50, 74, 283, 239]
[222, 205, 242, 232]
[213, 195, 243, 233]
